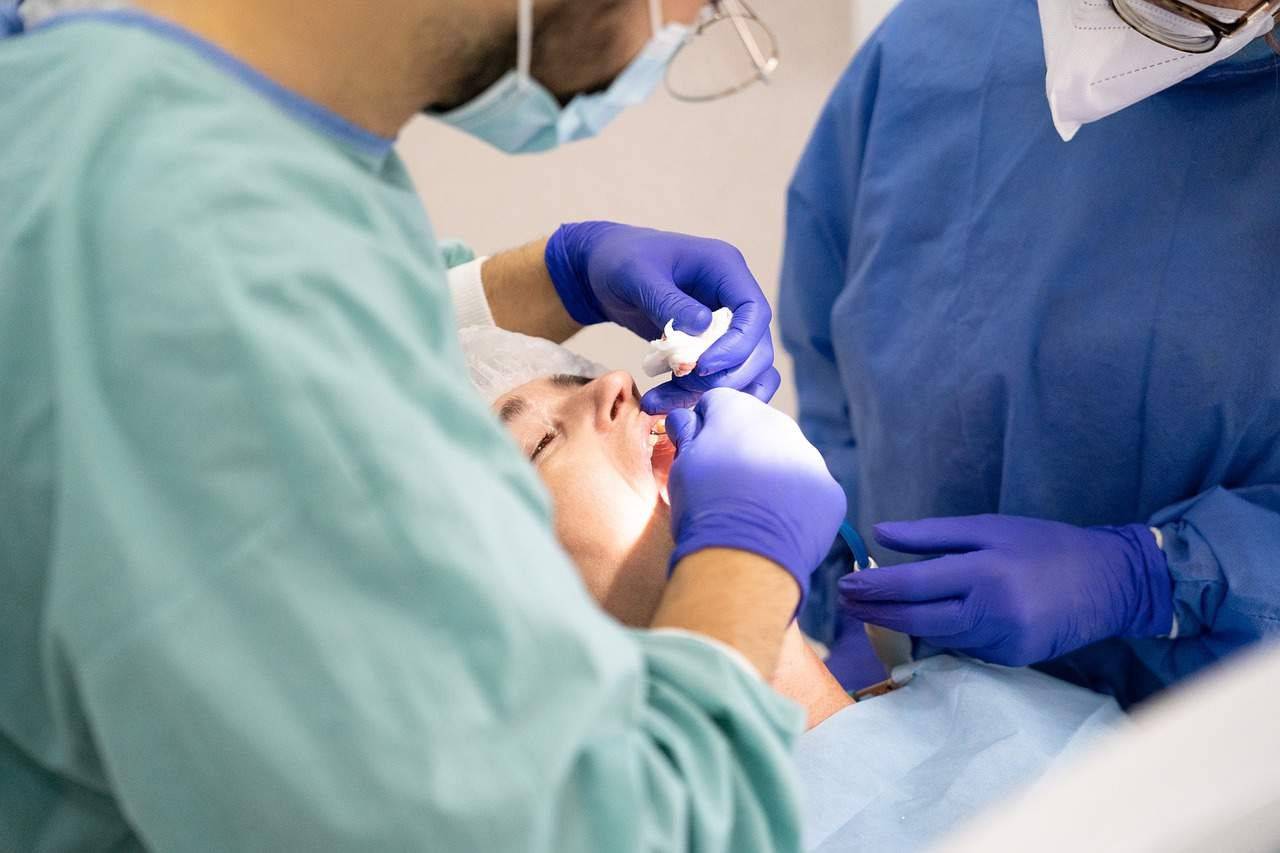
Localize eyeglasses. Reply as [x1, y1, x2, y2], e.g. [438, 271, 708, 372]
[665, 0, 780, 102]
[1109, 0, 1280, 53]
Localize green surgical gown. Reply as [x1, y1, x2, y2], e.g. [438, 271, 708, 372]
[0, 12, 804, 851]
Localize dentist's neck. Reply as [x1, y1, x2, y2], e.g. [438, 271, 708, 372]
[130, 0, 490, 137]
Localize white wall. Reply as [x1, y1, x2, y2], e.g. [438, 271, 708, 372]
[852, 0, 898, 46]
[397, 0, 862, 415]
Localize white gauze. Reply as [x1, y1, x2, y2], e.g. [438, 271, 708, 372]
[641, 307, 734, 378]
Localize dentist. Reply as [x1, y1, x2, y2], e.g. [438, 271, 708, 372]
[0, 1, 846, 850]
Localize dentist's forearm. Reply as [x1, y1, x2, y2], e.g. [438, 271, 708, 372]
[651, 548, 800, 681]
[770, 624, 853, 729]
[481, 238, 581, 342]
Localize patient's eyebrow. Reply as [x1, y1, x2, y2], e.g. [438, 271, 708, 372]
[499, 375, 589, 423]
[550, 374, 593, 389]
[498, 396, 528, 424]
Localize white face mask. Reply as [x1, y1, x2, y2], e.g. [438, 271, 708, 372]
[435, 0, 689, 154]
[1037, 0, 1276, 141]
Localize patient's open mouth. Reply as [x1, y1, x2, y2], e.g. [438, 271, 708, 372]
[647, 417, 675, 492]
[646, 417, 666, 448]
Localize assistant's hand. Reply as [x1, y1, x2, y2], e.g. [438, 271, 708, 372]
[664, 389, 846, 603]
[837, 515, 1174, 667]
[823, 607, 888, 693]
[544, 221, 778, 414]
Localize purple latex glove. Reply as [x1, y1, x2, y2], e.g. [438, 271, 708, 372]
[824, 606, 888, 693]
[838, 515, 1174, 667]
[664, 388, 846, 603]
[544, 221, 778, 414]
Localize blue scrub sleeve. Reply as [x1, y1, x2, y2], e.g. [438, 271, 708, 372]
[1131, 486, 1280, 682]
[59, 202, 805, 851]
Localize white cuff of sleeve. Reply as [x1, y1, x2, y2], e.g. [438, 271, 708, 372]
[1150, 526, 1179, 640]
[448, 257, 494, 329]
[648, 627, 762, 682]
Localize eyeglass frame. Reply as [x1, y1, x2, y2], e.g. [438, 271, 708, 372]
[664, 0, 780, 103]
[1109, 0, 1280, 53]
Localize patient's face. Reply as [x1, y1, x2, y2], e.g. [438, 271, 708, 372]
[495, 371, 677, 626]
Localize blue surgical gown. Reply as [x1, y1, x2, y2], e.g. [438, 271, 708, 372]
[0, 12, 806, 851]
[780, 0, 1280, 708]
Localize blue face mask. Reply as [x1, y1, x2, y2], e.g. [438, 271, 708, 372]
[435, 0, 690, 155]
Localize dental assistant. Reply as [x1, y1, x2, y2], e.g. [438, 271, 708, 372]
[785, 0, 1280, 707]
[0, 0, 849, 850]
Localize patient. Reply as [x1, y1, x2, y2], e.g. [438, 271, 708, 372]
[489, 368, 855, 722]
[461, 327, 1127, 851]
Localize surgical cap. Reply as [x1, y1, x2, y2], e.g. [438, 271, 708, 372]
[459, 326, 607, 404]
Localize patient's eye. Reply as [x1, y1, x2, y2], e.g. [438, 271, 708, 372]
[531, 430, 557, 462]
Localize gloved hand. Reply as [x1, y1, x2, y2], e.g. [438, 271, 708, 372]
[544, 221, 778, 414]
[664, 388, 846, 602]
[838, 515, 1174, 667]
[824, 607, 888, 693]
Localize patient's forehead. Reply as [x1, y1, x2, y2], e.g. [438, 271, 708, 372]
[494, 374, 593, 426]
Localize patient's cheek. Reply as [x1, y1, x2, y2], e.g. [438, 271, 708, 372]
[544, 471, 620, 565]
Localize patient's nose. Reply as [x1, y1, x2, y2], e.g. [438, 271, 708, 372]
[592, 371, 635, 430]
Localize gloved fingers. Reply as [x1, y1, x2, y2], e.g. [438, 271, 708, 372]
[742, 367, 781, 403]
[873, 515, 1004, 556]
[668, 240, 771, 375]
[696, 298, 771, 376]
[837, 554, 978, 602]
[640, 280, 713, 337]
[640, 365, 774, 413]
[641, 382, 697, 415]
[671, 298, 714, 337]
[838, 598, 975, 638]
[825, 612, 889, 692]
[663, 406, 701, 450]
[639, 333, 775, 414]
